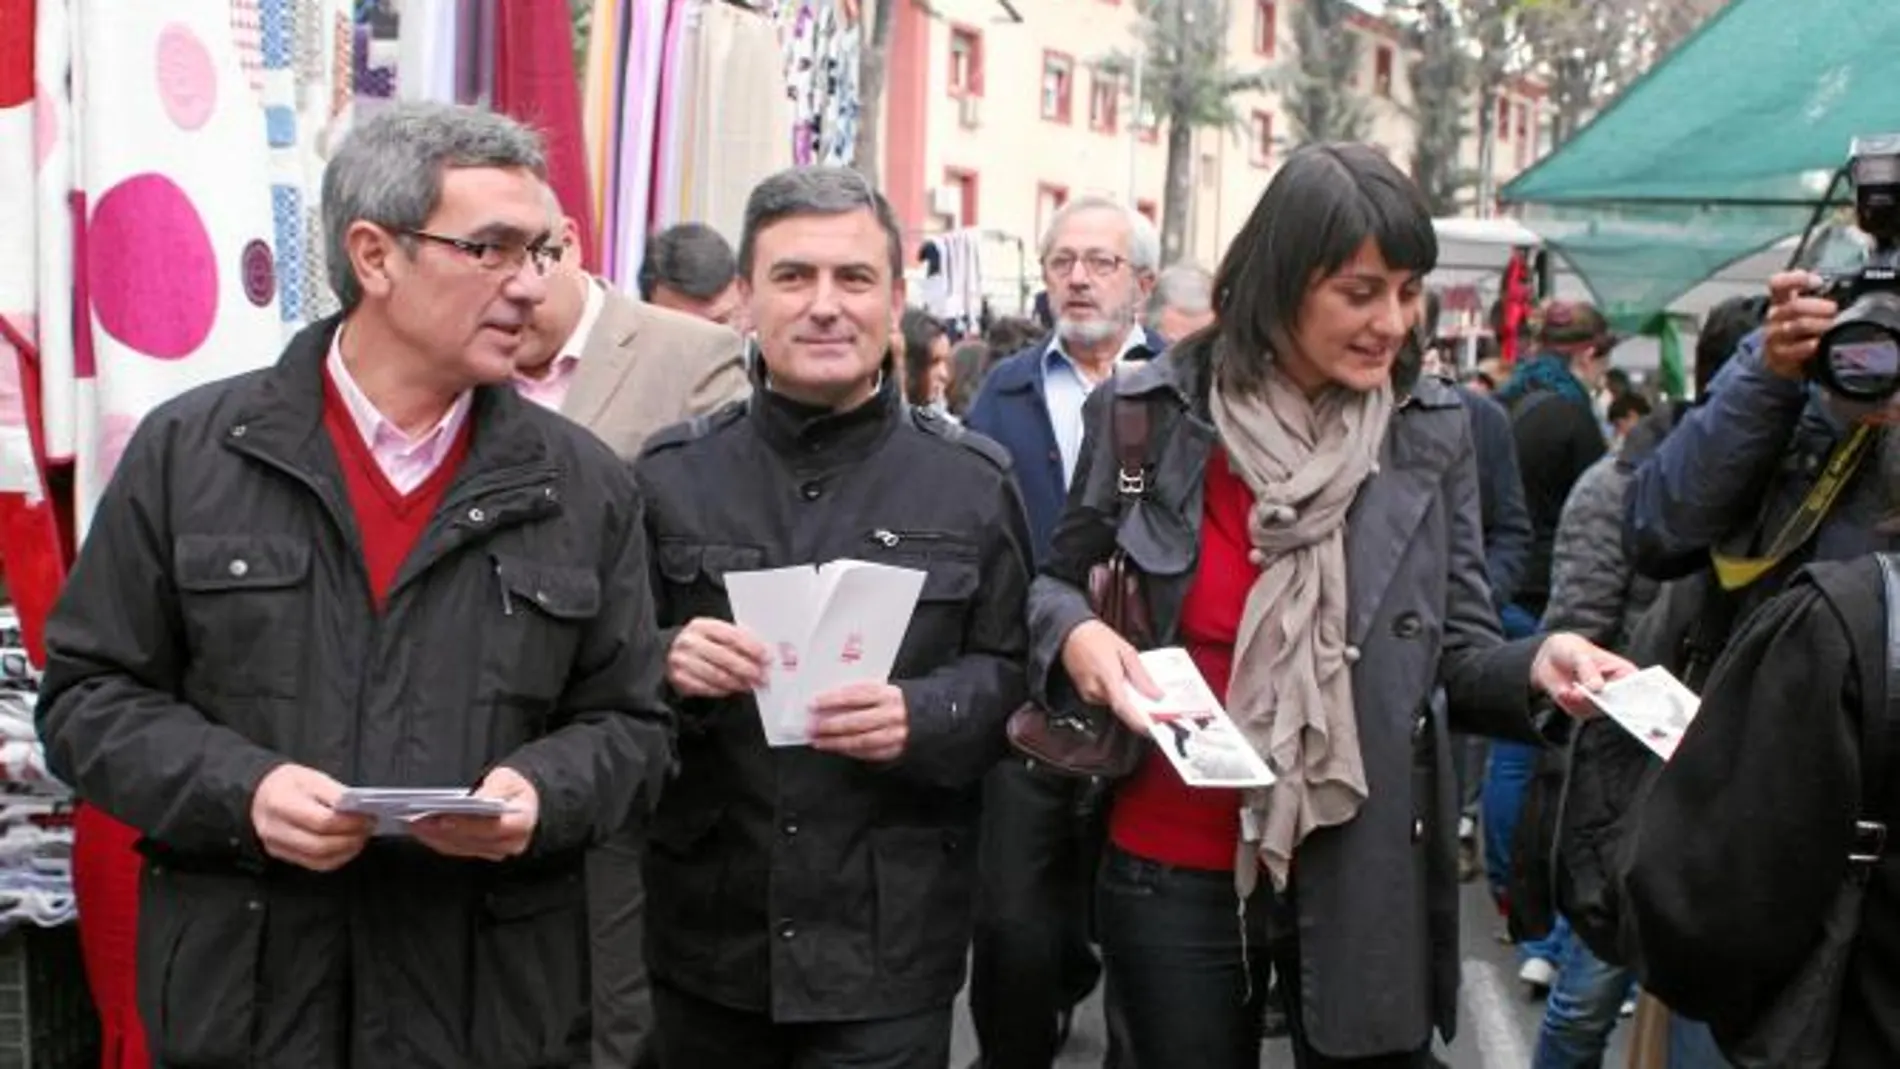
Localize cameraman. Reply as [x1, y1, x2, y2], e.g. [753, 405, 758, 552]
[1624, 270, 1896, 600]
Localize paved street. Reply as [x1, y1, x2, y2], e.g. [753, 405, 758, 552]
[950, 880, 1634, 1068]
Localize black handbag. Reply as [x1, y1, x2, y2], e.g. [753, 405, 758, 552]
[1717, 552, 1900, 1068]
[1004, 394, 1155, 780]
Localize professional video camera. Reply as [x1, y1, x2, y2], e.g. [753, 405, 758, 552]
[1812, 134, 1900, 401]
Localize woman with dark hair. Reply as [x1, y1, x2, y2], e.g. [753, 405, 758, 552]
[1028, 143, 1633, 1067]
[898, 307, 952, 409]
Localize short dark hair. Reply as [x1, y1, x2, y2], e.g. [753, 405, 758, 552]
[738, 166, 903, 281]
[1608, 391, 1652, 424]
[637, 223, 736, 302]
[985, 316, 1043, 355]
[898, 308, 947, 401]
[1695, 295, 1768, 397]
[948, 341, 992, 415]
[1211, 143, 1437, 396]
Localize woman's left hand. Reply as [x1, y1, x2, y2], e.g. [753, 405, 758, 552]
[1529, 632, 1638, 718]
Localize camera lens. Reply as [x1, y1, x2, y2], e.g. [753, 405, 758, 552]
[1817, 311, 1900, 401]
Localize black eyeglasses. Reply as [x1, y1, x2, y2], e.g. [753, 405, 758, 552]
[400, 229, 565, 275]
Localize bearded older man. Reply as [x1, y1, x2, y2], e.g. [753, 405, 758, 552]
[963, 196, 1161, 1069]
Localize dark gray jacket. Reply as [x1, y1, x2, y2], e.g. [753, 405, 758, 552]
[1027, 339, 1540, 1056]
[36, 317, 674, 1068]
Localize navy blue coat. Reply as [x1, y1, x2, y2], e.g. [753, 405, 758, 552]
[964, 331, 1163, 562]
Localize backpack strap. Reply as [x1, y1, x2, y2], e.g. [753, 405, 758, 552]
[1850, 553, 1900, 875]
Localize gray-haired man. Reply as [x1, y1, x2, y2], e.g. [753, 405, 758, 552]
[36, 102, 673, 1067]
[1147, 263, 1214, 345]
[633, 166, 1032, 1065]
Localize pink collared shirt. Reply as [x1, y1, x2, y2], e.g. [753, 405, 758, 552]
[512, 278, 606, 413]
[326, 330, 473, 495]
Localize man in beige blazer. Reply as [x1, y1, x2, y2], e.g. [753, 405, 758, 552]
[514, 214, 748, 1069]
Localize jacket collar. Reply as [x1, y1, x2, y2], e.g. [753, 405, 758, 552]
[747, 352, 902, 465]
[224, 314, 555, 483]
[989, 327, 1166, 396]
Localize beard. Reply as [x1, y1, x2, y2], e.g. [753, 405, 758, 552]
[1057, 302, 1132, 349]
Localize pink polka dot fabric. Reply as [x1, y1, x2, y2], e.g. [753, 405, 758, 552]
[86, 174, 218, 361]
[156, 24, 219, 132]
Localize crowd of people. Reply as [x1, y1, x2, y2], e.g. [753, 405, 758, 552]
[27, 99, 1900, 1069]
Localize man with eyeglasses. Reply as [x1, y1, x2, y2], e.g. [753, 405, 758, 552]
[508, 204, 746, 1069]
[35, 103, 672, 1068]
[963, 196, 1160, 1069]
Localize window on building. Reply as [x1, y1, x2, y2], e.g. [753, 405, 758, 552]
[1042, 52, 1074, 123]
[1089, 72, 1119, 133]
[1036, 183, 1070, 239]
[1251, 110, 1274, 167]
[944, 168, 979, 228]
[1255, 0, 1277, 56]
[949, 27, 983, 98]
[1136, 199, 1158, 224]
[1497, 97, 1512, 140]
[1516, 102, 1529, 143]
[1374, 45, 1394, 98]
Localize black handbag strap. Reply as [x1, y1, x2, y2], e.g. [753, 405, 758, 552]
[1850, 554, 1900, 873]
[1110, 389, 1152, 503]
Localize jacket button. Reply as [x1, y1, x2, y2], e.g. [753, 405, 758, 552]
[229, 424, 248, 438]
[467, 507, 487, 523]
[1413, 714, 1428, 740]
[227, 559, 250, 578]
[777, 919, 797, 940]
[246, 899, 263, 912]
[1342, 645, 1361, 664]
[1411, 818, 1425, 842]
[800, 482, 822, 501]
[782, 818, 799, 837]
[1393, 612, 1423, 639]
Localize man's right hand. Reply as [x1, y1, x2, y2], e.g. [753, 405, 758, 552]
[250, 764, 375, 873]
[1059, 619, 1163, 733]
[667, 618, 769, 698]
[1762, 270, 1839, 380]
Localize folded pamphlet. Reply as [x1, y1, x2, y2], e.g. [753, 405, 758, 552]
[1124, 648, 1276, 788]
[1584, 665, 1701, 761]
[725, 560, 927, 747]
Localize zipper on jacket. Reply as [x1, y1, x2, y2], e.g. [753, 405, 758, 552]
[868, 528, 957, 548]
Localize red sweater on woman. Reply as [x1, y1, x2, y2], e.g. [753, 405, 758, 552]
[1108, 449, 1260, 871]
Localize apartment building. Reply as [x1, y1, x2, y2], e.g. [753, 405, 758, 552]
[878, 0, 1551, 310]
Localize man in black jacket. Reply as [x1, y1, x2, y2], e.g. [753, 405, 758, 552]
[35, 103, 673, 1067]
[634, 166, 1033, 1066]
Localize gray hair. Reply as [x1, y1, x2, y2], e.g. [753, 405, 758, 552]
[1147, 263, 1213, 323]
[738, 166, 904, 280]
[1038, 196, 1161, 274]
[638, 223, 738, 301]
[321, 102, 547, 311]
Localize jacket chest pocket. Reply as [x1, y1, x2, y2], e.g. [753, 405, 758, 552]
[482, 553, 602, 705]
[655, 541, 767, 622]
[860, 531, 982, 659]
[174, 534, 312, 699]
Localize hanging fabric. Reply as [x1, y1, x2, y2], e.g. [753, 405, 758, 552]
[610, 0, 669, 288]
[775, 0, 859, 167]
[72, 1, 285, 533]
[494, 0, 597, 271]
[581, 0, 626, 266]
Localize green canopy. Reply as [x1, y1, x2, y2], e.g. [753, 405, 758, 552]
[1501, 0, 1900, 339]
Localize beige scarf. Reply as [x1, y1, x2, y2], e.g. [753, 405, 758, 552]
[1210, 347, 1393, 893]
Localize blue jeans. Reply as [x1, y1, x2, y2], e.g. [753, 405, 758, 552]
[1531, 921, 1634, 1069]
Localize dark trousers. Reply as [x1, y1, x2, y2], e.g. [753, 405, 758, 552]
[968, 758, 1110, 1068]
[587, 820, 659, 1069]
[651, 981, 952, 1069]
[1097, 847, 1436, 1069]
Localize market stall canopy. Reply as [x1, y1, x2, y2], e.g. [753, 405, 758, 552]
[1500, 0, 1900, 331]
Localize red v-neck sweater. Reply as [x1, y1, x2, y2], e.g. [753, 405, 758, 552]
[1108, 449, 1261, 871]
[321, 371, 474, 608]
